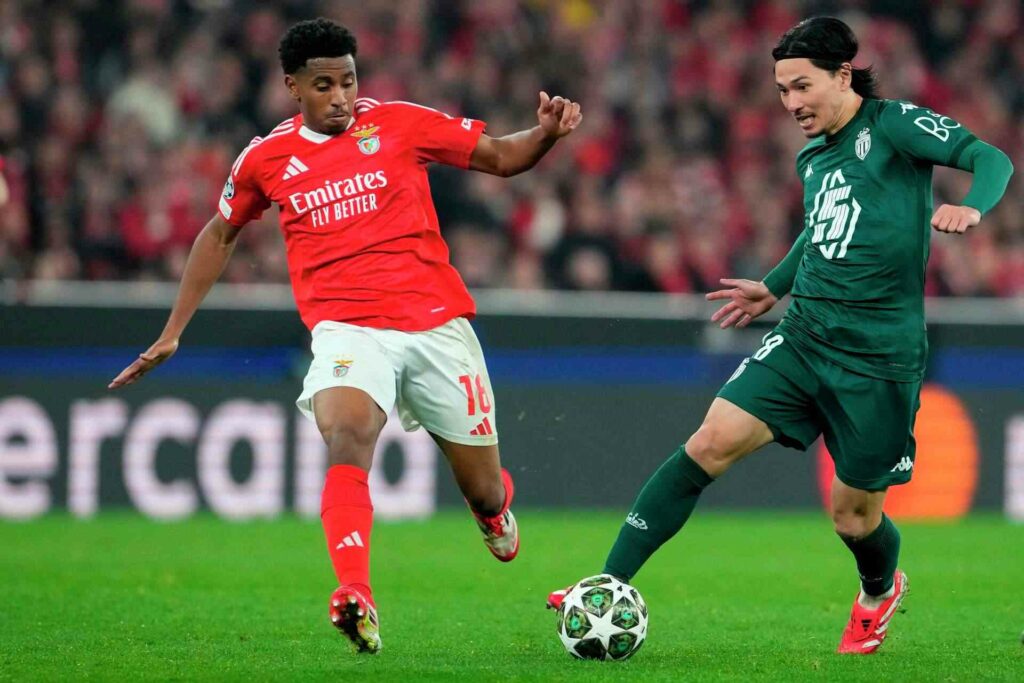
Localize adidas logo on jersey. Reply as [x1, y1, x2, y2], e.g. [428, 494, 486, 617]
[336, 531, 364, 549]
[282, 156, 310, 180]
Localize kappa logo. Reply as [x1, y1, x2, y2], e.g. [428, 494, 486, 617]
[890, 456, 914, 473]
[805, 163, 814, 179]
[626, 512, 648, 531]
[351, 123, 381, 155]
[282, 156, 309, 180]
[855, 127, 871, 160]
[333, 358, 353, 377]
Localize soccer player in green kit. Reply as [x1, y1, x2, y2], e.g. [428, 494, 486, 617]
[547, 17, 1013, 654]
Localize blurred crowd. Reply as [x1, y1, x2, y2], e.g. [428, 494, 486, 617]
[0, 0, 1021, 296]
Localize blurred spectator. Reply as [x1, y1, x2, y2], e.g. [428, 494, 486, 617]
[0, 156, 8, 207]
[0, 0, 1020, 297]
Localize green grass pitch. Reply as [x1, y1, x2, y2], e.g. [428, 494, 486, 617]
[2, 511, 1022, 681]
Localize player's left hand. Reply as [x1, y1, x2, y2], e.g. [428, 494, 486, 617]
[706, 279, 778, 329]
[537, 91, 582, 139]
[931, 204, 981, 234]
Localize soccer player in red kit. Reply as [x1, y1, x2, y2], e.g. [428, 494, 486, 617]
[109, 18, 582, 654]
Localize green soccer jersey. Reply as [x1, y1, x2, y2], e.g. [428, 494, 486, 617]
[780, 98, 983, 381]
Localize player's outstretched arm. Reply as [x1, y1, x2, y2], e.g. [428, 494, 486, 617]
[469, 91, 582, 177]
[108, 214, 242, 389]
[706, 279, 779, 329]
[705, 231, 804, 328]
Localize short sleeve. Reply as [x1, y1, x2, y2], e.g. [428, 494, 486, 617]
[218, 138, 272, 227]
[399, 104, 487, 168]
[879, 101, 978, 168]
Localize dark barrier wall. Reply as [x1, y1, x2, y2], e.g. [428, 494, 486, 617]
[1, 304, 1022, 520]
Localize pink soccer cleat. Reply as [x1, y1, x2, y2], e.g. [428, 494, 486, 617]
[329, 585, 381, 654]
[470, 468, 519, 562]
[837, 570, 909, 654]
[546, 585, 571, 611]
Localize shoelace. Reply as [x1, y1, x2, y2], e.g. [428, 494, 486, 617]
[477, 511, 506, 537]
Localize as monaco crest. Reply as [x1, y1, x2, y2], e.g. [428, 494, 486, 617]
[351, 124, 381, 155]
[855, 127, 871, 160]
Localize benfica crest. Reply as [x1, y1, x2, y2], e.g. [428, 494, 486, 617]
[855, 127, 871, 160]
[351, 124, 381, 155]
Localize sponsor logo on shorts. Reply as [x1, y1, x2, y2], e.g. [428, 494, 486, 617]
[626, 512, 648, 530]
[890, 456, 914, 473]
[333, 358, 353, 377]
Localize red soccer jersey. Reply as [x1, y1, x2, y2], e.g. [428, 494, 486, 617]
[218, 98, 486, 331]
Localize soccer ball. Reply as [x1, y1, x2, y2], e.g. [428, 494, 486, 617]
[556, 574, 648, 660]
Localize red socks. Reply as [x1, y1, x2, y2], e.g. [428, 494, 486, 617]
[321, 465, 374, 605]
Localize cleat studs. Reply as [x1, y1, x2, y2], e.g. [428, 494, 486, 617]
[332, 599, 340, 607]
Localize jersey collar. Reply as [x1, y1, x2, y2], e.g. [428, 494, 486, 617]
[298, 117, 355, 144]
[825, 98, 870, 144]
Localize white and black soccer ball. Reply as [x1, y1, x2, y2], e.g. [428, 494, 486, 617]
[556, 574, 648, 660]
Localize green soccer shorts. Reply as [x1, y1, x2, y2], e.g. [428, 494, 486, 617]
[716, 329, 922, 491]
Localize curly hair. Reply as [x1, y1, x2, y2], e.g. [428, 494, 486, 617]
[278, 18, 358, 75]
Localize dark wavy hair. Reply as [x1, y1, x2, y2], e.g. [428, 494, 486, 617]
[772, 17, 879, 99]
[278, 18, 358, 75]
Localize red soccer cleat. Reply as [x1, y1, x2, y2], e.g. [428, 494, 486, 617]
[329, 585, 381, 654]
[837, 570, 909, 654]
[546, 585, 571, 611]
[470, 468, 519, 562]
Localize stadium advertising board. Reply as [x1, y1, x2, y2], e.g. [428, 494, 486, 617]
[0, 380, 1020, 521]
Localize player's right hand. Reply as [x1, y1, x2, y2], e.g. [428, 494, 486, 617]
[537, 91, 582, 139]
[705, 278, 778, 329]
[108, 338, 179, 389]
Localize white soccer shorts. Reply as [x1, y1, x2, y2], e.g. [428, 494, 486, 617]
[296, 317, 498, 446]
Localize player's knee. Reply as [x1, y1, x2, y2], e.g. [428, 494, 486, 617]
[685, 424, 744, 475]
[319, 420, 380, 468]
[832, 508, 875, 540]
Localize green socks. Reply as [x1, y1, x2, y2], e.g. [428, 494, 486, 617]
[603, 447, 714, 581]
[601, 445, 900, 595]
[840, 513, 901, 596]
